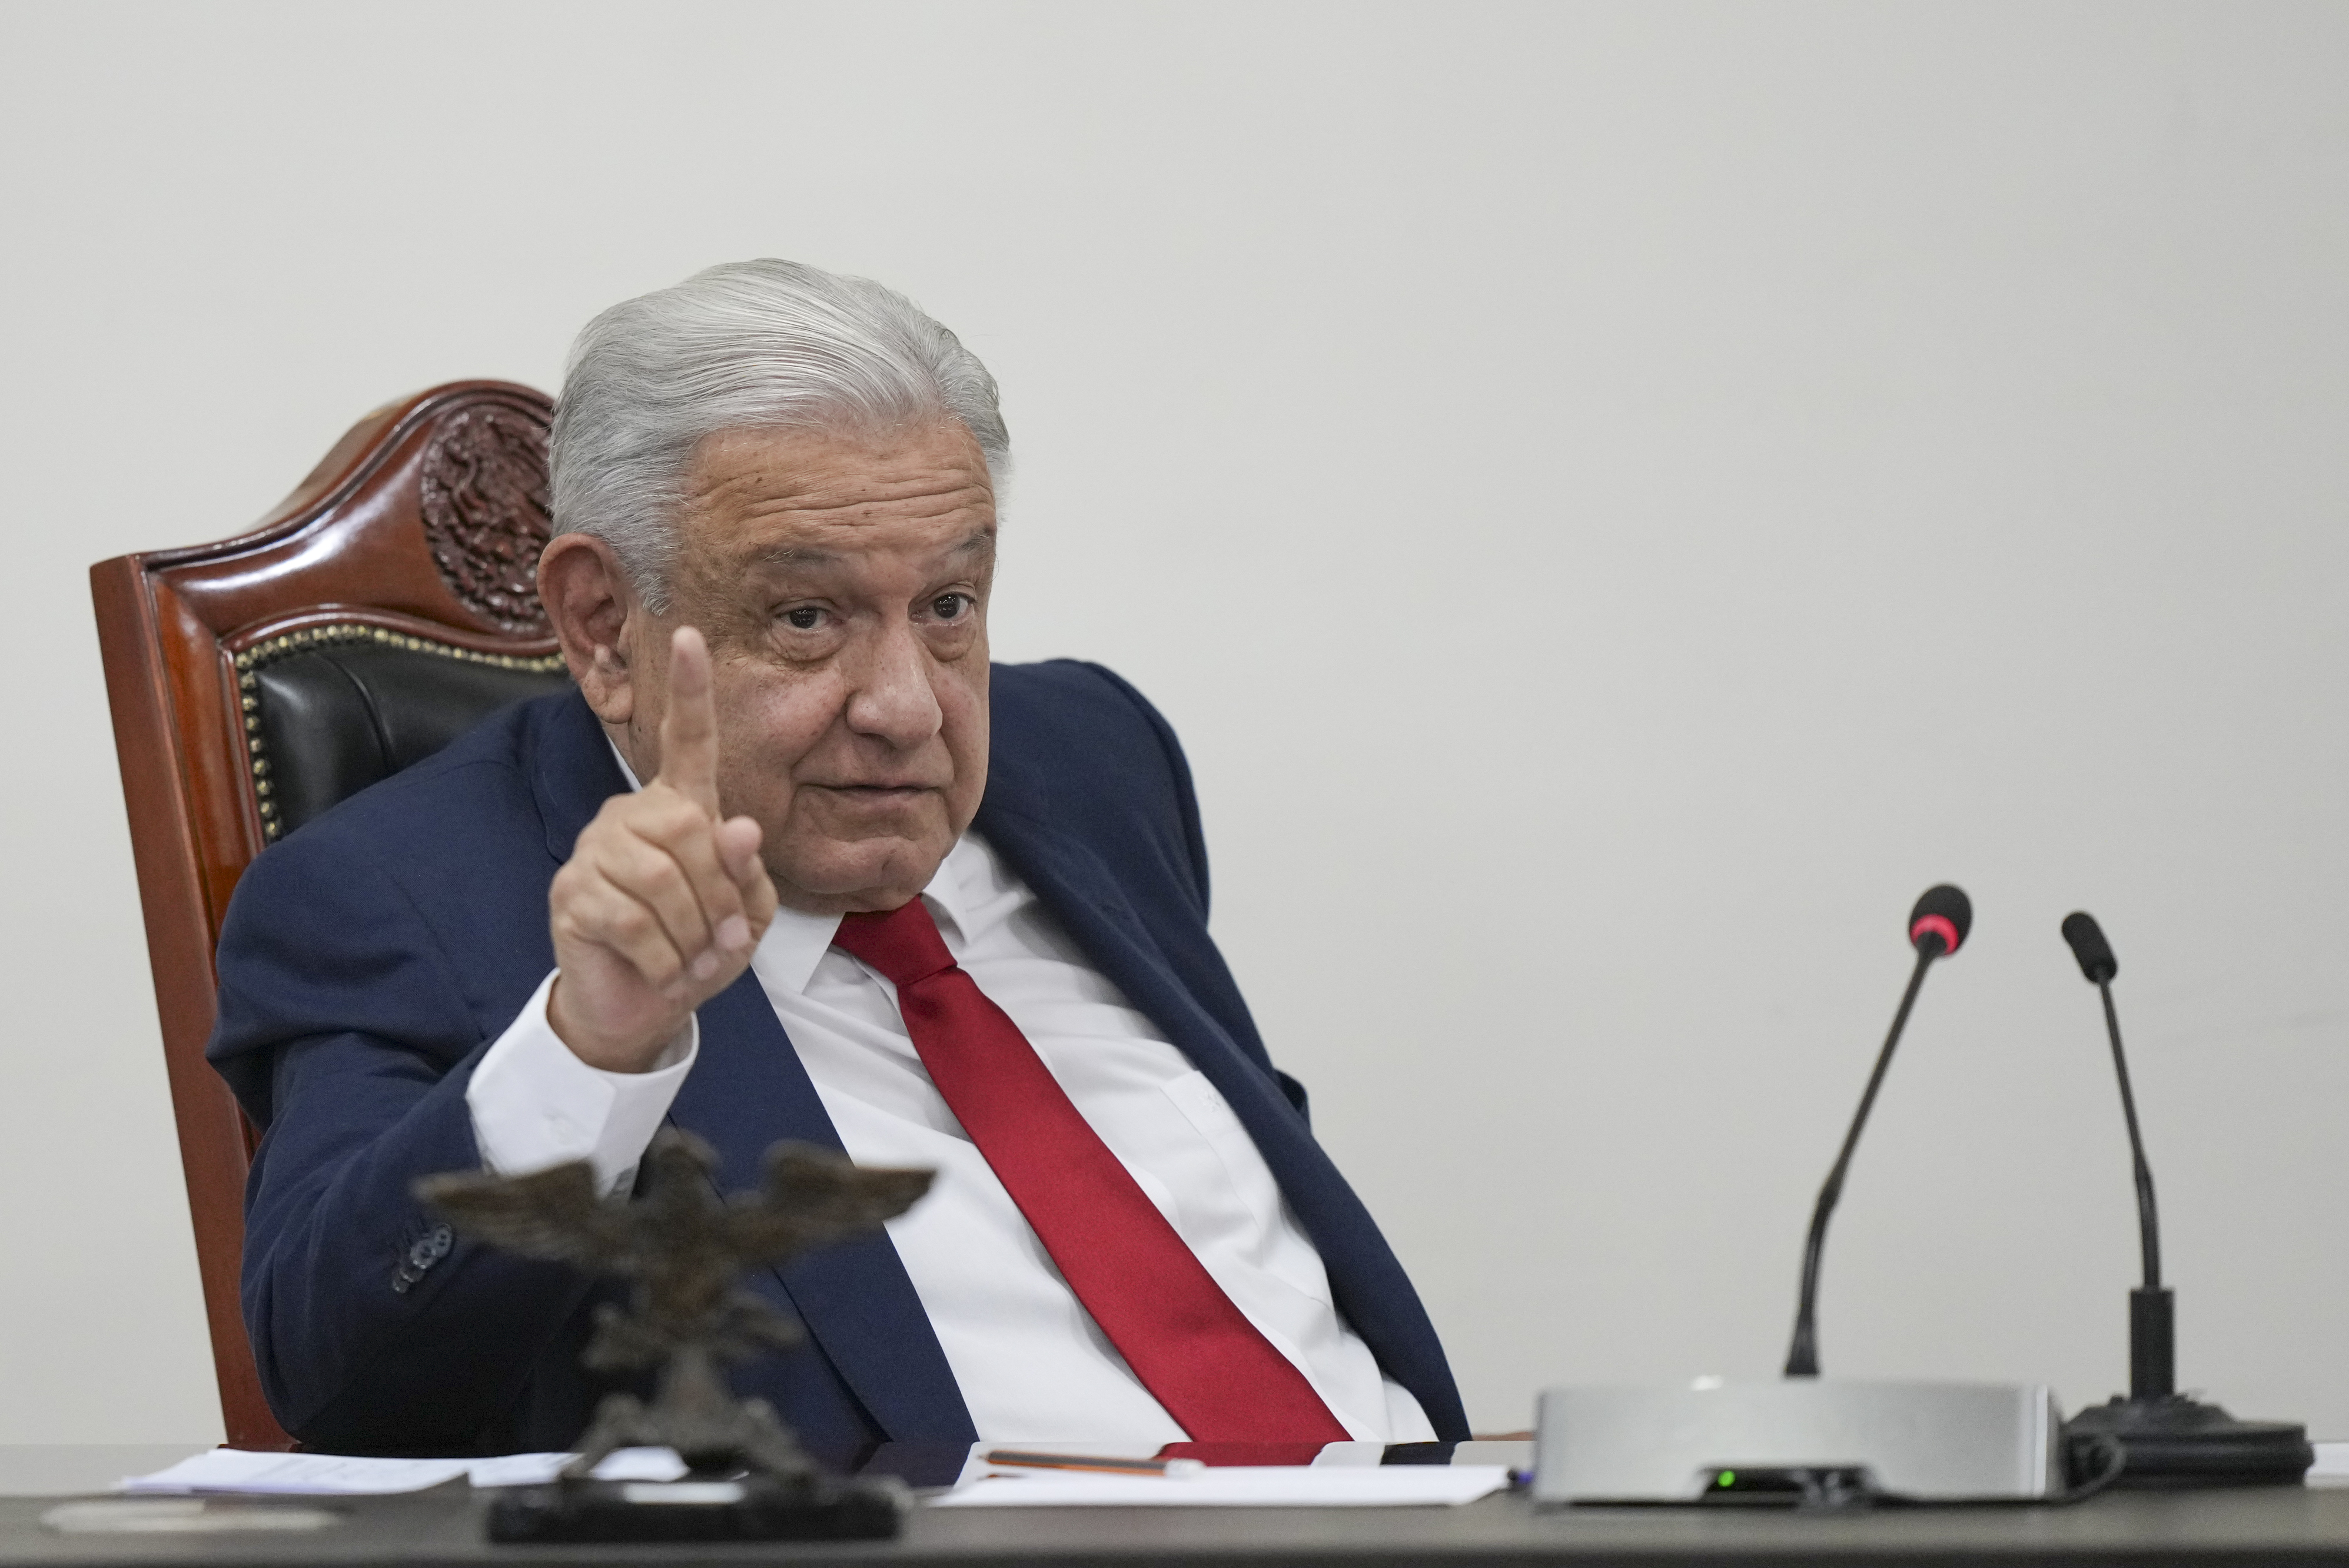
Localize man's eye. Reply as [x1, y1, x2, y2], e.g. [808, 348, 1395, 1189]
[932, 593, 971, 620]
[782, 607, 825, 631]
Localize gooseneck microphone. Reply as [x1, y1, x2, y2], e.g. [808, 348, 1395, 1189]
[2056, 911, 2311, 1485]
[2059, 913, 2170, 1398]
[1783, 885, 1971, 1378]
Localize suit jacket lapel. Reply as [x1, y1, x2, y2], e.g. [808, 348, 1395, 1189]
[526, 692, 974, 1443]
[972, 799, 1310, 1172]
[975, 788, 1472, 1439]
[527, 690, 626, 862]
[667, 981, 975, 1441]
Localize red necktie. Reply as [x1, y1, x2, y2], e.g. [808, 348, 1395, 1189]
[834, 899, 1349, 1442]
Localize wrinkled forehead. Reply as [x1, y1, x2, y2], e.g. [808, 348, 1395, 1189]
[686, 417, 993, 509]
[672, 419, 997, 585]
[731, 526, 998, 587]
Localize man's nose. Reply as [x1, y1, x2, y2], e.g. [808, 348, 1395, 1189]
[842, 620, 944, 747]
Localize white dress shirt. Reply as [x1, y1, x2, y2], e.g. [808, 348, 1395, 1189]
[467, 821, 1432, 1444]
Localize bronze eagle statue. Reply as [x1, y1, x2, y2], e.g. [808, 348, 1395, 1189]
[416, 1131, 932, 1480]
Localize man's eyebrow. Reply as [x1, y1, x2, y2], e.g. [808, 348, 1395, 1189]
[948, 527, 998, 559]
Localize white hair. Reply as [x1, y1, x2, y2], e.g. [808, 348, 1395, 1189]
[548, 258, 1009, 612]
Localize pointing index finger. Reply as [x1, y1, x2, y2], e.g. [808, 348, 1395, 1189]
[657, 626, 721, 815]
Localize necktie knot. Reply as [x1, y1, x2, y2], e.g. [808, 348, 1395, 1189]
[833, 899, 958, 989]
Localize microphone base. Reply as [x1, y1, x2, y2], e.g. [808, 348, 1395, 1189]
[2061, 1396, 2313, 1487]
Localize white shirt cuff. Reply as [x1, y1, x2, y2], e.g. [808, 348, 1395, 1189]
[464, 971, 697, 1196]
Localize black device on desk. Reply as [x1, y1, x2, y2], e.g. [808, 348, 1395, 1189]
[2055, 911, 2313, 1487]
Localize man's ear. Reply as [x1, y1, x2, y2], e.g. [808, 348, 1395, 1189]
[539, 534, 644, 725]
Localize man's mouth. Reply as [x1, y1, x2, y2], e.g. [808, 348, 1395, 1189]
[813, 782, 934, 799]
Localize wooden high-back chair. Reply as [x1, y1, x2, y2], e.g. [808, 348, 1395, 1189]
[91, 383, 574, 1448]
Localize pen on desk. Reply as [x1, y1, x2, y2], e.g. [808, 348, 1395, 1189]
[980, 1449, 1208, 1477]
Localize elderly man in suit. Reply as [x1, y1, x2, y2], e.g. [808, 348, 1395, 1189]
[210, 259, 1466, 1456]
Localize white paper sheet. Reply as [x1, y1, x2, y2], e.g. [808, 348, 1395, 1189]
[931, 1464, 1510, 1508]
[467, 1449, 688, 1487]
[121, 1446, 689, 1496]
[122, 1451, 473, 1496]
[2305, 1441, 2349, 1486]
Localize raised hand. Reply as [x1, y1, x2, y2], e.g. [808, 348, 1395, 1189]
[546, 627, 778, 1071]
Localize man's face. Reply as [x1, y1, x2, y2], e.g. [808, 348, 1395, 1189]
[627, 419, 996, 915]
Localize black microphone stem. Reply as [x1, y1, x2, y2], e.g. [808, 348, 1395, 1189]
[2097, 979, 2161, 1292]
[2056, 911, 2310, 1479]
[1784, 941, 1938, 1378]
[2096, 975, 2174, 1400]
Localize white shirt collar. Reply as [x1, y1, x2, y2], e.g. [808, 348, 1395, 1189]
[606, 736, 966, 998]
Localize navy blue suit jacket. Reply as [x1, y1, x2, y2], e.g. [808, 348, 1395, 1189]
[209, 661, 1467, 1454]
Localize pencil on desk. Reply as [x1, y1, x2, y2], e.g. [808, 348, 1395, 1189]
[980, 1449, 1208, 1477]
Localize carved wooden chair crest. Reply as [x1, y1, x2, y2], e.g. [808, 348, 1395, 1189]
[91, 383, 574, 1448]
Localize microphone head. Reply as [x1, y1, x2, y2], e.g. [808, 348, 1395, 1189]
[1908, 884, 1972, 956]
[2061, 911, 2118, 983]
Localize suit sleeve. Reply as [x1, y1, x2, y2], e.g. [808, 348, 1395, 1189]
[211, 832, 596, 1453]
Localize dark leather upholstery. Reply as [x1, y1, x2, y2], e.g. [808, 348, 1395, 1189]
[252, 641, 572, 838]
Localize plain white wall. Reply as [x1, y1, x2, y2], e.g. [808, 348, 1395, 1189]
[2, 0, 2344, 1444]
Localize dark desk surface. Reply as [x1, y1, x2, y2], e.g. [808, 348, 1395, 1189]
[7, 1484, 2349, 1567]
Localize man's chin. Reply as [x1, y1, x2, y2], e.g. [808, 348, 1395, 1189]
[769, 833, 954, 915]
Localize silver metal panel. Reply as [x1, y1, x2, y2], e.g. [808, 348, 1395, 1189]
[1534, 1380, 2061, 1502]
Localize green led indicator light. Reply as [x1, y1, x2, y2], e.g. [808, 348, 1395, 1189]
[1717, 1471, 1736, 1488]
